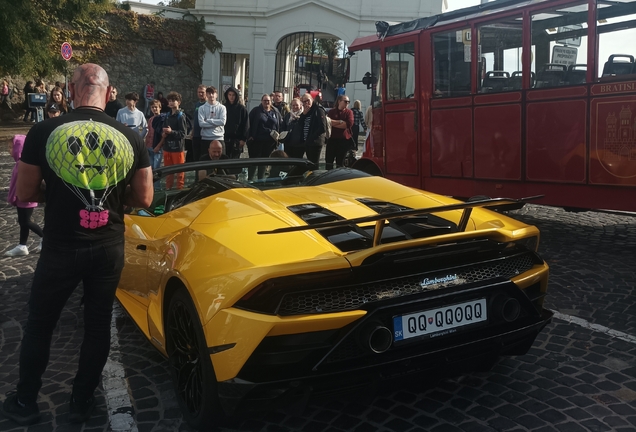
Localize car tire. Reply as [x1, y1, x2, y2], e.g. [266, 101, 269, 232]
[166, 289, 226, 429]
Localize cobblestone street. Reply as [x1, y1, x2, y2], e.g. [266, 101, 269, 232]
[0, 130, 635, 432]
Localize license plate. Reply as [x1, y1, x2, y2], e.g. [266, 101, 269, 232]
[393, 298, 487, 341]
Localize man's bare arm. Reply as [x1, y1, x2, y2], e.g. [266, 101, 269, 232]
[124, 167, 153, 208]
[17, 161, 45, 202]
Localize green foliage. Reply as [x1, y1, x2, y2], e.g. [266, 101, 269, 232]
[89, 11, 221, 76]
[168, 0, 196, 8]
[298, 39, 317, 56]
[317, 38, 342, 77]
[0, 1, 220, 78]
[318, 38, 342, 58]
[0, 0, 113, 76]
[298, 38, 342, 59]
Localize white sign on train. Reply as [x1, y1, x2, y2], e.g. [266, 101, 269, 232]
[552, 45, 578, 66]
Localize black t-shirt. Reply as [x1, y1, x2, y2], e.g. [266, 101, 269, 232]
[21, 108, 150, 244]
[105, 100, 124, 118]
[199, 153, 232, 176]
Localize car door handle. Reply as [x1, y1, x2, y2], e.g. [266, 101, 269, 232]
[136, 244, 147, 251]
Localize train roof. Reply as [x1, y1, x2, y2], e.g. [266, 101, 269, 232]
[350, 0, 533, 51]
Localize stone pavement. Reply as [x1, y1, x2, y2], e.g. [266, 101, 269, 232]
[0, 130, 635, 431]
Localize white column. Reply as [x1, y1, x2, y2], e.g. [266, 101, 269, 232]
[249, 33, 267, 109]
[239, 56, 247, 100]
[202, 49, 220, 87]
[263, 48, 277, 97]
[240, 56, 247, 85]
[283, 50, 295, 103]
[233, 54, 248, 103]
[233, 56, 241, 86]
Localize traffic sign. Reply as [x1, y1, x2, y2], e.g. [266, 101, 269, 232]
[61, 42, 73, 61]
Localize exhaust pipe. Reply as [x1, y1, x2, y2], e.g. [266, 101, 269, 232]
[493, 295, 521, 322]
[363, 325, 393, 353]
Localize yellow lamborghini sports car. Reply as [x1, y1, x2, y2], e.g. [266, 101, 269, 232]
[117, 158, 552, 430]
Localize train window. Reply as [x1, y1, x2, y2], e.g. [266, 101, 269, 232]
[385, 42, 415, 100]
[531, 2, 589, 88]
[371, 48, 383, 107]
[433, 30, 471, 97]
[478, 15, 523, 93]
[597, 0, 636, 80]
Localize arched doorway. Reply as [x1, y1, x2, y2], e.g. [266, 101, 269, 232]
[274, 32, 341, 103]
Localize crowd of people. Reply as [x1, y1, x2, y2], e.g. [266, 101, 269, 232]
[7, 77, 370, 192]
[15, 80, 72, 122]
[97, 83, 368, 187]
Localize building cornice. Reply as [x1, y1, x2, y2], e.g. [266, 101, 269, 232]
[192, 0, 424, 22]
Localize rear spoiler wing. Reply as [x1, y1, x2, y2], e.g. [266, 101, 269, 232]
[258, 195, 543, 246]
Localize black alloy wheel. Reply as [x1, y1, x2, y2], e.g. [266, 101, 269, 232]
[166, 289, 225, 429]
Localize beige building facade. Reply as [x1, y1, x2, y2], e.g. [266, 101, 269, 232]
[128, 0, 443, 108]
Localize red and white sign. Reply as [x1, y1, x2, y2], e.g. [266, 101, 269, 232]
[61, 42, 73, 61]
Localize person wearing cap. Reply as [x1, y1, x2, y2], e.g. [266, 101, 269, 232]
[47, 104, 61, 118]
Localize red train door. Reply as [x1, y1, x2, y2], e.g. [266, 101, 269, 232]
[382, 40, 420, 187]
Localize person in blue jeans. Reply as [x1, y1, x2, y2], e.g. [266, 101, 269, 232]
[1, 63, 153, 427]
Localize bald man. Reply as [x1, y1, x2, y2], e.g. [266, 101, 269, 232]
[198, 139, 233, 180]
[2, 63, 153, 426]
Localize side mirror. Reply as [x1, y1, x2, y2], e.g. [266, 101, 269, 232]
[362, 72, 378, 89]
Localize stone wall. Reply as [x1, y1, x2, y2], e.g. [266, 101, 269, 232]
[1, 10, 211, 121]
[99, 40, 202, 115]
[0, 43, 202, 121]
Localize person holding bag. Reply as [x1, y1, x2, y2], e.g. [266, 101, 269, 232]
[325, 95, 354, 169]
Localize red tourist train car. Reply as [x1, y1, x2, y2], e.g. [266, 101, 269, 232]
[348, 0, 636, 212]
